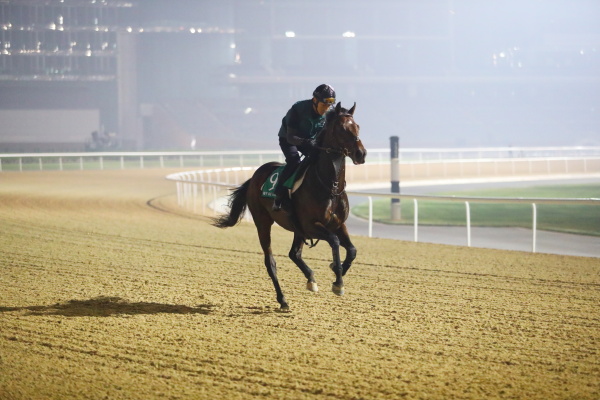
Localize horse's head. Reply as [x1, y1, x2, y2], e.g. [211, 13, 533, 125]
[319, 102, 366, 165]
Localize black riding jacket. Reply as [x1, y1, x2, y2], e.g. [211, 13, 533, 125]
[278, 99, 326, 146]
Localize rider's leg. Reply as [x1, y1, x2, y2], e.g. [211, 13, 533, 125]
[273, 139, 300, 211]
[272, 163, 296, 211]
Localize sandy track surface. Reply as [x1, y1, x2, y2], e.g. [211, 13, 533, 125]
[1, 170, 599, 399]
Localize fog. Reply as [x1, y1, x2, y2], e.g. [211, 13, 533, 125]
[1, 0, 599, 151]
[133, 0, 599, 150]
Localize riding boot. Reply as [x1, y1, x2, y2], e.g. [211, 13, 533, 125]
[272, 163, 295, 212]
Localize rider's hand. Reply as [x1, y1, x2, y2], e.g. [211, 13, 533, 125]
[304, 139, 318, 150]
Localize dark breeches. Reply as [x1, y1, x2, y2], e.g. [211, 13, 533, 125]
[278, 137, 303, 185]
[279, 137, 301, 167]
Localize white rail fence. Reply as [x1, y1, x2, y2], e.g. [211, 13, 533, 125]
[166, 158, 600, 253]
[351, 191, 598, 253]
[2, 146, 600, 172]
[0, 150, 284, 172]
[3, 147, 598, 252]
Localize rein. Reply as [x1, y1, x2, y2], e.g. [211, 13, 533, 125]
[315, 145, 349, 157]
[314, 147, 346, 197]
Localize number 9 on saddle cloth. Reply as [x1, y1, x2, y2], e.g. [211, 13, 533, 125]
[261, 158, 312, 200]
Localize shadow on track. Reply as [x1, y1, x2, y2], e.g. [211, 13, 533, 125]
[0, 296, 216, 317]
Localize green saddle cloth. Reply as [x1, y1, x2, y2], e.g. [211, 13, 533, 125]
[261, 166, 298, 199]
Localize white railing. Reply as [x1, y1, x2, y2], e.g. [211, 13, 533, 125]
[0, 150, 284, 172]
[352, 191, 599, 253]
[167, 167, 257, 216]
[165, 161, 600, 253]
[3, 147, 597, 251]
[2, 146, 600, 172]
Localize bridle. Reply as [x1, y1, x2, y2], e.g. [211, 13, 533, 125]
[314, 113, 361, 159]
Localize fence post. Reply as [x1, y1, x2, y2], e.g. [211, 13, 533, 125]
[413, 198, 419, 242]
[390, 136, 401, 221]
[532, 203, 537, 253]
[367, 196, 373, 238]
[193, 179, 198, 213]
[201, 184, 206, 214]
[212, 186, 218, 215]
[176, 181, 182, 206]
[465, 201, 471, 247]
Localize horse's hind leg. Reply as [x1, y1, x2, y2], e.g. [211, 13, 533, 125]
[289, 233, 318, 292]
[336, 224, 357, 276]
[256, 220, 289, 310]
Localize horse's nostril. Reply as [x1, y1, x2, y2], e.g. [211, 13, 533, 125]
[356, 149, 366, 162]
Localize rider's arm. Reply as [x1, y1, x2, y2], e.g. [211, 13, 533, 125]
[285, 107, 308, 146]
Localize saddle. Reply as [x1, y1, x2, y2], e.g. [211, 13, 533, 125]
[261, 158, 312, 199]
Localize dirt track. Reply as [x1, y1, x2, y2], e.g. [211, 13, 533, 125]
[1, 169, 599, 400]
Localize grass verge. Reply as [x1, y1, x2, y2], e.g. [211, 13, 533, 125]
[351, 184, 600, 236]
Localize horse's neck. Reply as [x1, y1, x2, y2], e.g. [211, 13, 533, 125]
[315, 153, 345, 190]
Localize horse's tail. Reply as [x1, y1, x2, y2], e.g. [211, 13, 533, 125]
[211, 179, 251, 228]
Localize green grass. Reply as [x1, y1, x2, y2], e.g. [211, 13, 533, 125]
[352, 184, 600, 236]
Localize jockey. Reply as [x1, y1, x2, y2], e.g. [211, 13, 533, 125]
[272, 84, 336, 211]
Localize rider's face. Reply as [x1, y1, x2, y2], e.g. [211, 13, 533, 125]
[315, 100, 332, 116]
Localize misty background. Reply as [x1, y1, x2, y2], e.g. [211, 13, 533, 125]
[0, 0, 599, 152]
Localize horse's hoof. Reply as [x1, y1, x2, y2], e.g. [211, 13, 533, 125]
[332, 283, 344, 296]
[278, 303, 290, 312]
[306, 281, 319, 292]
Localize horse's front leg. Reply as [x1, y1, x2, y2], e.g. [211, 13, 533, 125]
[313, 223, 344, 295]
[289, 233, 318, 292]
[325, 233, 344, 296]
[336, 224, 357, 276]
[330, 236, 344, 295]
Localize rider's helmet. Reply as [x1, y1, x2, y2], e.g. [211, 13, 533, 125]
[313, 84, 336, 105]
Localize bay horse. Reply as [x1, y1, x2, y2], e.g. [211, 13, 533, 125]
[212, 103, 366, 310]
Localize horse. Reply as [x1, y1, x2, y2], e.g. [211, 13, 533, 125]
[212, 102, 367, 310]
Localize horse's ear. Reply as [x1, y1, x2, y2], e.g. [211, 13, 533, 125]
[348, 102, 356, 115]
[335, 102, 342, 113]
